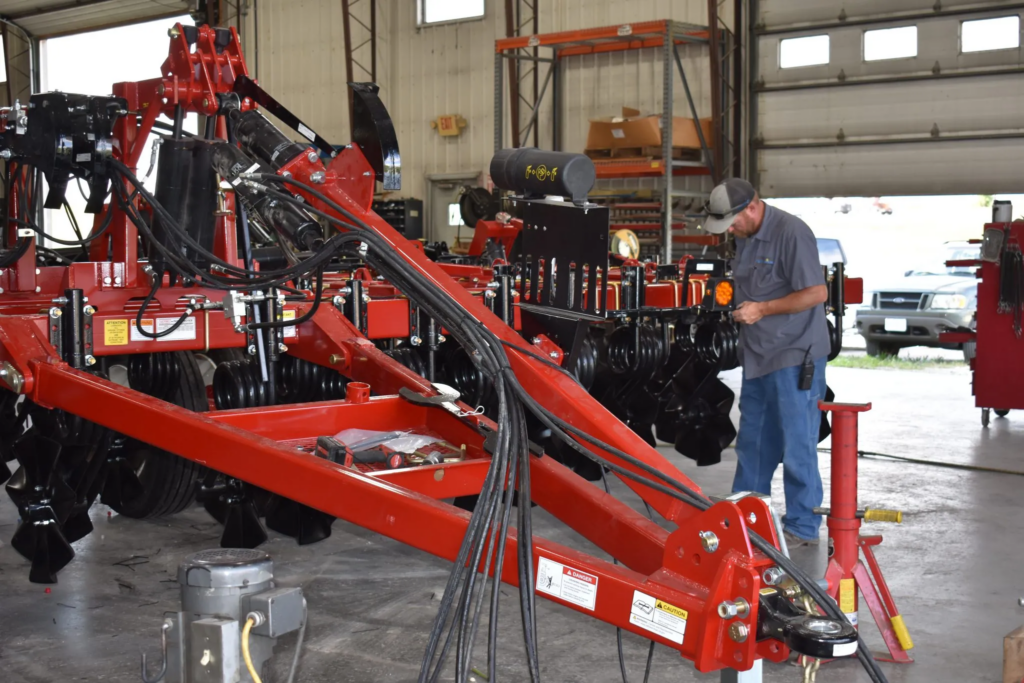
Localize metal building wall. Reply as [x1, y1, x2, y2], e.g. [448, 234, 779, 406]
[239, 0, 726, 203]
[393, 0, 727, 201]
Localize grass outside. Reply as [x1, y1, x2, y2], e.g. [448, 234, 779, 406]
[831, 353, 966, 370]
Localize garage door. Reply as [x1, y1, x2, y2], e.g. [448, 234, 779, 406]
[2, 0, 192, 38]
[751, 0, 1024, 197]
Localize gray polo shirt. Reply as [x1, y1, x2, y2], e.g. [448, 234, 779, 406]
[732, 204, 830, 379]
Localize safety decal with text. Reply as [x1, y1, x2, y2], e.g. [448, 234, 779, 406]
[283, 309, 297, 339]
[839, 578, 858, 625]
[629, 590, 687, 644]
[535, 557, 598, 611]
[104, 319, 129, 346]
[130, 317, 197, 342]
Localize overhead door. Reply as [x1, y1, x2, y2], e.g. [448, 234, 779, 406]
[751, 0, 1024, 197]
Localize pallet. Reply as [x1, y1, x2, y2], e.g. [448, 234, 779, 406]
[584, 146, 703, 161]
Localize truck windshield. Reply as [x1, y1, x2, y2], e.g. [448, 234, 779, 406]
[906, 244, 979, 277]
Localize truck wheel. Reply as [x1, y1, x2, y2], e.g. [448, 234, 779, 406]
[996, 409, 1010, 418]
[102, 352, 207, 518]
[866, 341, 900, 358]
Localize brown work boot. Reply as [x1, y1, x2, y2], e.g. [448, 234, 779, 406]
[783, 530, 820, 548]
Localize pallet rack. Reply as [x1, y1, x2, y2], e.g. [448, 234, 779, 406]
[494, 19, 739, 263]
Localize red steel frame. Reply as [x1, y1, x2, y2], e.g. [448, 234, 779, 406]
[0, 22, 798, 674]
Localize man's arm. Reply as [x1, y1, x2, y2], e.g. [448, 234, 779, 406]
[733, 285, 827, 325]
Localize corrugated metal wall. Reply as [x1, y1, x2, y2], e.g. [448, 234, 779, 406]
[244, 0, 726, 203]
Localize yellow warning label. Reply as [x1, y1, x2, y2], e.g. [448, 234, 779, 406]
[759, 587, 776, 595]
[104, 319, 129, 346]
[655, 599, 688, 620]
[839, 578, 856, 613]
[283, 310, 296, 321]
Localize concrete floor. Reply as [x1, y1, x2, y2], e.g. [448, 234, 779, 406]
[1, 362, 1020, 682]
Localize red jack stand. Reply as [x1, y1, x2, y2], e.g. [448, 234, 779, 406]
[819, 401, 914, 663]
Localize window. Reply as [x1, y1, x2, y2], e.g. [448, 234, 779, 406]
[962, 15, 1020, 53]
[863, 26, 918, 61]
[779, 34, 830, 68]
[419, 0, 485, 25]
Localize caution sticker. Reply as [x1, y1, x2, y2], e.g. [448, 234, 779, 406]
[283, 309, 297, 339]
[536, 557, 598, 611]
[629, 590, 687, 644]
[130, 316, 197, 342]
[104, 319, 129, 346]
[839, 578, 858, 624]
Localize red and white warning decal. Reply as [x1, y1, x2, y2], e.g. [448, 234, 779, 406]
[535, 557, 598, 611]
[629, 590, 687, 644]
[130, 316, 197, 342]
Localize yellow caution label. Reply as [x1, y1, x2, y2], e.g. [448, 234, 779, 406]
[104, 319, 129, 346]
[839, 578, 856, 614]
[283, 310, 296, 321]
[759, 587, 776, 596]
[655, 599, 688, 620]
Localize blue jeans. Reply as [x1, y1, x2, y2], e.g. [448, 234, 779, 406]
[732, 357, 827, 540]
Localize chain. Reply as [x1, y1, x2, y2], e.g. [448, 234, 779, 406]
[801, 657, 820, 683]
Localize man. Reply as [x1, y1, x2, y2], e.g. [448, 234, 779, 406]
[704, 178, 829, 547]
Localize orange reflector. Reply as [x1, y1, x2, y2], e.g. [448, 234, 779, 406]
[715, 281, 733, 306]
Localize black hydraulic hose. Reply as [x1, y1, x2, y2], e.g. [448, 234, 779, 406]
[134, 275, 194, 340]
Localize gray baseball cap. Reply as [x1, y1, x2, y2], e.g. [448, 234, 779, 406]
[703, 178, 756, 234]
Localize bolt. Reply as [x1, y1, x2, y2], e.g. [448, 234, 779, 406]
[531, 337, 541, 344]
[278, 343, 288, 352]
[549, 351, 559, 359]
[728, 622, 749, 643]
[282, 171, 292, 178]
[307, 150, 319, 163]
[83, 305, 96, 316]
[34, 286, 40, 293]
[762, 567, 785, 586]
[332, 295, 345, 309]
[247, 344, 257, 356]
[0, 149, 11, 160]
[114, 276, 122, 285]
[329, 354, 344, 365]
[203, 98, 209, 109]
[103, 276, 112, 285]
[437, 334, 446, 343]
[747, 512, 757, 525]
[362, 293, 370, 303]
[35, 268, 40, 275]
[84, 355, 97, 367]
[310, 171, 326, 184]
[410, 336, 422, 346]
[717, 598, 750, 620]
[168, 26, 181, 38]
[484, 290, 496, 299]
[48, 307, 62, 319]
[699, 530, 719, 553]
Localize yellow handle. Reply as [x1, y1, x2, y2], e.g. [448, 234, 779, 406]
[864, 508, 902, 523]
[890, 614, 914, 650]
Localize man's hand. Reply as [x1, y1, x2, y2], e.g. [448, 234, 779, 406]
[732, 300, 765, 325]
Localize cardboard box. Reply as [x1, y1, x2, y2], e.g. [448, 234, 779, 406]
[585, 107, 714, 152]
[1005, 626, 1024, 683]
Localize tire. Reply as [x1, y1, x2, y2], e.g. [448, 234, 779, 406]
[963, 340, 976, 363]
[103, 352, 208, 518]
[996, 409, 1010, 418]
[865, 340, 900, 358]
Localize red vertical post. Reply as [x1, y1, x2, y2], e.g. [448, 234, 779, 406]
[825, 402, 869, 575]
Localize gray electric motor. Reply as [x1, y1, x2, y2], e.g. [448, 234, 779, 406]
[144, 549, 304, 683]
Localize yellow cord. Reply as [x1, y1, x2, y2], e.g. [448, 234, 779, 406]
[242, 617, 263, 683]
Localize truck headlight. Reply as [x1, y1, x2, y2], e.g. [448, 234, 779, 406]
[930, 294, 968, 310]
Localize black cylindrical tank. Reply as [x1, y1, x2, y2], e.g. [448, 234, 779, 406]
[489, 148, 596, 206]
